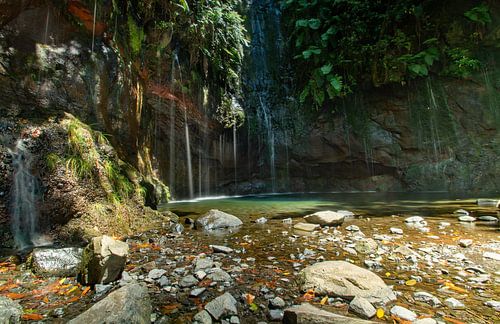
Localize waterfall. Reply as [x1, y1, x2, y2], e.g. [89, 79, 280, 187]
[184, 110, 194, 199]
[233, 123, 237, 190]
[8, 139, 41, 249]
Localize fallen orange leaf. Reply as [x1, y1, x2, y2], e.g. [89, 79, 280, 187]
[160, 304, 180, 315]
[0, 283, 18, 292]
[443, 316, 465, 324]
[302, 289, 315, 301]
[22, 314, 44, 321]
[4, 292, 26, 300]
[81, 286, 91, 296]
[245, 293, 255, 305]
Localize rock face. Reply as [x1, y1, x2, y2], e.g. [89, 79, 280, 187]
[0, 296, 22, 324]
[303, 211, 345, 226]
[80, 236, 129, 285]
[68, 283, 151, 324]
[283, 303, 376, 324]
[195, 210, 243, 230]
[298, 261, 396, 305]
[30, 247, 83, 277]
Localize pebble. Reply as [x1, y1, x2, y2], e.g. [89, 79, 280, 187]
[256, 217, 268, 224]
[230, 316, 240, 324]
[484, 300, 500, 311]
[148, 268, 167, 280]
[444, 297, 465, 309]
[282, 218, 293, 224]
[454, 209, 469, 216]
[390, 305, 417, 321]
[195, 270, 207, 280]
[190, 288, 207, 297]
[439, 222, 451, 227]
[414, 291, 441, 306]
[478, 216, 498, 222]
[458, 216, 476, 222]
[390, 227, 403, 235]
[405, 216, 424, 223]
[269, 309, 284, 321]
[414, 319, 437, 324]
[483, 252, 500, 261]
[157, 276, 170, 287]
[195, 258, 214, 272]
[458, 239, 473, 248]
[193, 310, 212, 324]
[269, 297, 285, 309]
[345, 225, 360, 231]
[211, 245, 234, 254]
[204, 292, 238, 320]
[293, 222, 319, 232]
[179, 275, 199, 288]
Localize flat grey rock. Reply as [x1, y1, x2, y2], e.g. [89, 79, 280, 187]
[211, 245, 234, 254]
[303, 211, 345, 226]
[68, 283, 151, 324]
[390, 305, 417, 322]
[283, 303, 376, 323]
[349, 296, 376, 319]
[293, 223, 320, 232]
[193, 310, 213, 324]
[207, 268, 232, 282]
[413, 291, 441, 307]
[0, 296, 22, 324]
[204, 292, 238, 320]
[180, 275, 199, 288]
[148, 269, 167, 280]
[444, 297, 465, 309]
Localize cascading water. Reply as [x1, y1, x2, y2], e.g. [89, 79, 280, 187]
[8, 139, 42, 249]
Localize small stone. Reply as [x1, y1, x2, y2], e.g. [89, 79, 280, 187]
[269, 297, 286, 309]
[230, 316, 240, 324]
[193, 310, 212, 324]
[180, 275, 199, 288]
[454, 209, 469, 216]
[211, 245, 234, 254]
[204, 292, 238, 320]
[194, 257, 214, 272]
[158, 276, 170, 287]
[390, 305, 417, 322]
[478, 216, 498, 222]
[190, 288, 207, 297]
[207, 268, 232, 282]
[354, 238, 378, 254]
[269, 309, 284, 321]
[483, 252, 500, 261]
[414, 319, 437, 324]
[293, 222, 320, 232]
[195, 270, 207, 280]
[458, 239, 473, 248]
[390, 228, 403, 235]
[484, 300, 500, 311]
[444, 297, 465, 309]
[439, 222, 451, 227]
[476, 199, 499, 207]
[405, 216, 424, 223]
[94, 284, 112, 299]
[458, 216, 476, 222]
[256, 217, 268, 224]
[349, 296, 376, 319]
[282, 218, 292, 224]
[148, 269, 167, 280]
[345, 225, 360, 231]
[413, 291, 441, 307]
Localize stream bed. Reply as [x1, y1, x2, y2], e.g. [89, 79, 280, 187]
[1, 192, 499, 323]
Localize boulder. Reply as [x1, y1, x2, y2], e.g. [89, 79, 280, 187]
[0, 296, 22, 324]
[303, 211, 345, 226]
[68, 283, 151, 324]
[204, 292, 238, 320]
[298, 261, 396, 305]
[195, 210, 242, 230]
[30, 247, 83, 277]
[283, 303, 376, 324]
[80, 235, 129, 285]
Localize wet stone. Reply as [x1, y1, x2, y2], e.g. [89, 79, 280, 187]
[390, 305, 417, 322]
[293, 223, 320, 232]
[349, 296, 376, 319]
[458, 216, 476, 222]
[405, 216, 424, 223]
[193, 310, 213, 324]
[180, 275, 199, 288]
[158, 276, 170, 287]
[413, 291, 441, 307]
[303, 211, 345, 226]
[454, 209, 469, 216]
[269, 309, 284, 321]
[269, 297, 286, 309]
[190, 288, 207, 297]
[195, 257, 214, 272]
[204, 292, 238, 320]
[390, 228, 403, 235]
[148, 268, 167, 280]
[211, 245, 234, 254]
[0, 296, 22, 324]
[478, 216, 498, 222]
[346, 225, 360, 231]
[458, 239, 473, 248]
[444, 297, 465, 309]
[483, 252, 500, 261]
[207, 268, 232, 282]
[484, 300, 500, 311]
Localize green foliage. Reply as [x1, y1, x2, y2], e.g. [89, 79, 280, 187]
[103, 160, 134, 202]
[283, 0, 490, 109]
[464, 4, 492, 26]
[65, 155, 93, 179]
[127, 15, 145, 56]
[45, 153, 60, 171]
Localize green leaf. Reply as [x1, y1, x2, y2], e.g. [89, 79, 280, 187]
[320, 64, 333, 75]
[299, 86, 310, 102]
[308, 19, 321, 30]
[249, 303, 259, 312]
[302, 48, 321, 59]
[177, 0, 190, 12]
[329, 76, 342, 92]
[408, 64, 428, 76]
[295, 19, 309, 28]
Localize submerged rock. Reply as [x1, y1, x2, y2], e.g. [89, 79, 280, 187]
[298, 261, 396, 305]
[413, 291, 441, 307]
[405, 216, 424, 223]
[476, 199, 499, 207]
[303, 211, 345, 226]
[0, 296, 22, 324]
[483, 252, 500, 261]
[354, 239, 378, 255]
[283, 303, 376, 323]
[80, 235, 129, 285]
[68, 283, 151, 324]
[444, 297, 465, 309]
[458, 216, 476, 222]
[195, 210, 243, 230]
[478, 216, 498, 222]
[390, 306, 417, 321]
[453, 209, 469, 216]
[293, 223, 320, 232]
[30, 247, 83, 277]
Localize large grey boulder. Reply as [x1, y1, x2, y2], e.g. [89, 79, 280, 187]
[204, 292, 238, 320]
[303, 211, 345, 226]
[68, 283, 151, 324]
[80, 235, 128, 285]
[30, 247, 83, 277]
[283, 303, 376, 324]
[0, 296, 22, 324]
[298, 261, 396, 306]
[195, 210, 242, 230]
